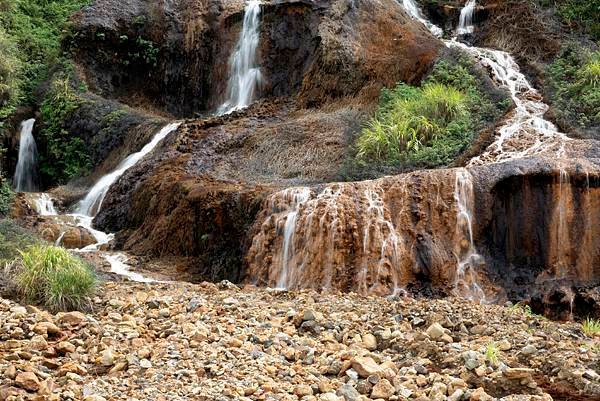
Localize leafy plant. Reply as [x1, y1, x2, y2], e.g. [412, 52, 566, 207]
[508, 302, 534, 315]
[546, 46, 600, 130]
[15, 245, 97, 311]
[0, 175, 13, 216]
[38, 75, 90, 184]
[485, 342, 500, 365]
[582, 317, 600, 337]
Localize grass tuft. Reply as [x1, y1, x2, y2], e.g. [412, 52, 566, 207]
[485, 342, 500, 365]
[15, 245, 97, 311]
[582, 317, 600, 337]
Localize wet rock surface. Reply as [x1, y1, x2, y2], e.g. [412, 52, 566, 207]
[0, 282, 598, 400]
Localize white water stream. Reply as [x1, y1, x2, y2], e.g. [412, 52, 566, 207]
[27, 122, 182, 283]
[456, 0, 477, 35]
[13, 119, 39, 192]
[399, 0, 571, 300]
[218, 0, 263, 115]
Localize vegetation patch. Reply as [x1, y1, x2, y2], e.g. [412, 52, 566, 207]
[546, 45, 600, 134]
[0, 175, 14, 216]
[351, 59, 508, 172]
[38, 74, 90, 184]
[0, 218, 41, 266]
[13, 245, 97, 311]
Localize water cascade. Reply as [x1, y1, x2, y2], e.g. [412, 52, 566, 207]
[33, 193, 57, 216]
[13, 119, 39, 192]
[453, 169, 486, 301]
[456, 0, 477, 35]
[76, 122, 181, 217]
[400, 0, 443, 37]
[218, 0, 263, 115]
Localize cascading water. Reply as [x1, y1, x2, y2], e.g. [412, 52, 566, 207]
[400, 0, 443, 37]
[76, 122, 181, 217]
[25, 122, 181, 283]
[456, 0, 476, 35]
[13, 119, 39, 192]
[453, 169, 486, 302]
[218, 0, 263, 115]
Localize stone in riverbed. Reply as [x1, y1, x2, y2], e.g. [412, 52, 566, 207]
[15, 372, 40, 392]
[337, 384, 360, 401]
[362, 333, 377, 351]
[351, 357, 381, 378]
[426, 323, 445, 340]
[371, 378, 395, 399]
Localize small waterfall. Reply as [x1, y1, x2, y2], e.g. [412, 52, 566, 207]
[33, 193, 57, 216]
[218, 0, 263, 115]
[453, 169, 486, 302]
[400, 0, 444, 37]
[456, 0, 477, 35]
[13, 119, 39, 192]
[276, 187, 312, 289]
[76, 122, 181, 217]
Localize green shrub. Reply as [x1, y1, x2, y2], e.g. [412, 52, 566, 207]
[552, 0, 600, 41]
[15, 245, 97, 311]
[0, 26, 21, 121]
[546, 46, 600, 130]
[354, 58, 507, 169]
[0, 175, 14, 216]
[38, 75, 90, 184]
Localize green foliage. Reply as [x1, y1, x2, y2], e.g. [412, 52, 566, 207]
[508, 302, 534, 315]
[485, 342, 500, 365]
[546, 46, 600, 130]
[38, 76, 90, 184]
[0, 26, 21, 121]
[355, 59, 507, 168]
[582, 317, 600, 337]
[0, 176, 14, 216]
[0, 0, 90, 103]
[551, 0, 600, 41]
[15, 245, 97, 311]
[0, 219, 41, 265]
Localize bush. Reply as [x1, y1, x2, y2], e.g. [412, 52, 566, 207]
[15, 245, 97, 311]
[0, 26, 21, 121]
[354, 59, 507, 169]
[550, 0, 600, 41]
[38, 75, 90, 184]
[546, 46, 600, 131]
[0, 175, 14, 216]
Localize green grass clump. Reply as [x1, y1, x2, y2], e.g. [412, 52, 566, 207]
[353, 59, 508, 170]
[15, 245, 97, 311]
[0, 219, 40, 265]
[485, 342, 500, 365]
[546, 46, 600, 131]
[582, 317, 600, 337]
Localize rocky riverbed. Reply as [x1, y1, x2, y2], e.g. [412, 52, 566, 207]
[1, 281, 598, 401]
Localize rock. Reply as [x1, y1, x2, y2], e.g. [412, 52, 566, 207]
[15, 372, 40, 392]
[497, 339, 512, 351]
[56, 341, 76, 355]
[33, 322, 60, 336]
[58, 311, 87, 327]
[351, 357, 381, 378]
[140, 359, 152, 369]
[470, 387, 493, 401]
[503, 368, 535, 379]
[294, 384, 314, 397]
[4, 365, 17, 380]
[371, 378, 395, 399]
[362, 333, 377, 351]
[100, 348, 115, 366]
[337, 384, 360, 401]
[426, 323, 445, 340]
[222, 297, 238, 305]
[29, 335, 48, 350]
[521, 345, 537, 356]
[83, 396, 108, 401]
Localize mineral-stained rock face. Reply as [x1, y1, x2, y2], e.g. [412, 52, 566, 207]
[246, 142, 600, 315]
[70, 0, 440, 116]
[88, 0, 441, 280]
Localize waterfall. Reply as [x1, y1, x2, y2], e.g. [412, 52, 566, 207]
[218, 0, 263, 115]
[13, 119, 39, 192]
[33, 193, 57, 216]
[400, 0, 444, 37]
[453, 169, 486, 302]
[76, 122, 181, 217]
[457, 0, 476, 35]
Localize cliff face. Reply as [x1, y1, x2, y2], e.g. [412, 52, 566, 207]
[69, 0, 440, 116]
